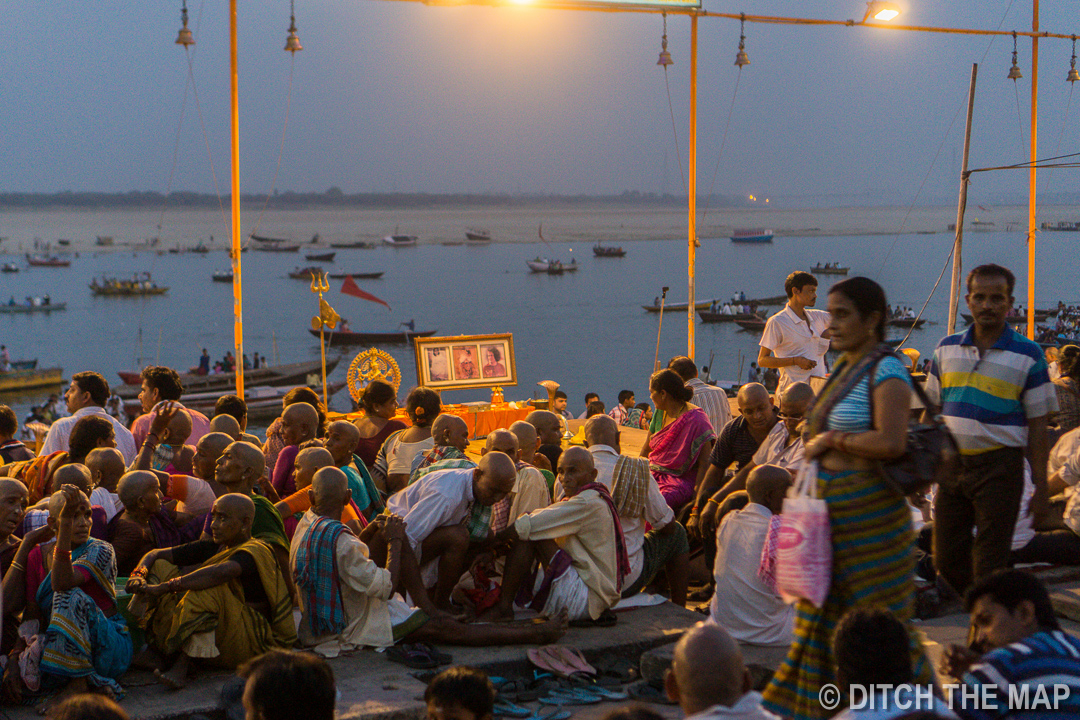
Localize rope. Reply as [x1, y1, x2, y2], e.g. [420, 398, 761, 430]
[249, 53, 297, 239]
[1013, 79, 1028, 160]
[663, 66, 688, 195]
[698, 67, 741, 229]
[895, 231, 957, 350]
[156, 62, 192, 236]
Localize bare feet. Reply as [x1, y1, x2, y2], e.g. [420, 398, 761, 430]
[132, 647, 166, 672]
[155, 653, 191, 690]
[475, 605, 515, 623]
[535, 608, 570, 643]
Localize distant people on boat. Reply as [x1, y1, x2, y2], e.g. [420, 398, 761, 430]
[253, 352, 262, 369]
[654, 296, 660, 307]
[758, 271, 830, 394]
[243, 353, 252, 370]
[0, 345, 9, 372]
[721, 303, 734, 315]
[105, 392, 125, 423]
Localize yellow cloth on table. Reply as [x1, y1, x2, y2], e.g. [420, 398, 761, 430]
[143, 539, 296, 669]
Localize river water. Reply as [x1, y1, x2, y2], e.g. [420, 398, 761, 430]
[0, 204, 1074, 421]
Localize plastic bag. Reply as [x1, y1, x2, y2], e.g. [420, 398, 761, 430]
[775, 460, 832, 607]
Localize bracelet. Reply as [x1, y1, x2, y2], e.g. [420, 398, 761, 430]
[9, 561, 24, 573]
[706, 498, 721, 507]
[167, 577, 184, 593]
[55, 548, 70, 562]
[130, 566, 148, 578]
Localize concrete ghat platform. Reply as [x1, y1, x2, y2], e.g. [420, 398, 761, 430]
[0, 603, 702, 720]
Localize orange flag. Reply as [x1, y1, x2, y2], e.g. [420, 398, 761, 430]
[340, 276, 390, 310]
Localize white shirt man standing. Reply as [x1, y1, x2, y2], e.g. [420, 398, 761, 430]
[758, 271, 831, 394]
[40, 371, 137, 463]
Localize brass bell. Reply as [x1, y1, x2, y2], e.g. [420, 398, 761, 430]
[285, 17, 303, 53]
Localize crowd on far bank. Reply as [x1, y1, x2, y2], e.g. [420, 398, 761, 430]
[0, 265, 1078, 719]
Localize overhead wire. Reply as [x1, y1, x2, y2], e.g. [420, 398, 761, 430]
[698, 66, 742, 232]
[248, 49, 298, 239]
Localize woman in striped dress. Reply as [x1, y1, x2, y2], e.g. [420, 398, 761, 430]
[762, 277, 931, 720]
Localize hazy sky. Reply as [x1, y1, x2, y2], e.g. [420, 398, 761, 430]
[3, 1, 1078, 202]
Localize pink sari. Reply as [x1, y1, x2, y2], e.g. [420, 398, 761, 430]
[648, 407, 714, 510]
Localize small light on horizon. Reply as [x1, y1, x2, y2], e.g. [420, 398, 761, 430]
[749, 195, 756, 201]
[765, 198, 770, 203]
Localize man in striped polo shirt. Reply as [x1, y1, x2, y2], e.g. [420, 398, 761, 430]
[924, 264, 1058, 596]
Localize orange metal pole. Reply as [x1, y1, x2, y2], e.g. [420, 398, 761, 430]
[1027, 1, 1038, 340]
[686, 15, 697, 362]
[229, 0, 245, 396]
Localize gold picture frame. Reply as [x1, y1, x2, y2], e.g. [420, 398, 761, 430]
[414, 333, 516, 390]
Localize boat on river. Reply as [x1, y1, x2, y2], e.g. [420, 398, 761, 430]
[26, 254, 70, 267]
[90, 274, 168, 296]
[114, 357, 340, 398]
[887, 317, 926, 328]
[1041, 221, 1080, 232]
[0, 302, 66, 314]
[308, 328, 437, 345]
[642, 294, 786, 313]
[212, 270, 233, 282]
[0, 366, 64, 393]
[251, 242, 300, 253]
[698, 311, 767, 324]
[120, 381, 348, 421]
[735, 317, 767, 331]
[730, 229, 774, 243]
[811, 263, 849, 275]
[1, 262, 17, 273]
[288, 266, 324, 280]
[465, 229, 492, 243]
[326, 271, 385, 280]
[306, 251, 336, 262]
[593, 243, 626, 257]
[961, 309, 1057, 324]
[329, 240, 375, 249]
[527, 258, 578, 273]
[383, 235, 418, 247]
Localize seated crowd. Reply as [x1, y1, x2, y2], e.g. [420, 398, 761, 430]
[1, 328, 1080, 720]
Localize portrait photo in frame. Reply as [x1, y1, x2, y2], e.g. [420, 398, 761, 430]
[414, 333, 516, 390]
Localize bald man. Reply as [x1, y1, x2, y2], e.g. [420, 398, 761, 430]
[511, 420, 556, 494]
[322, 420, 383, 522]
[86, 447, 125, 521]
[273, 447, 364, 539]
[0, 478, 27, 653]
[108, 470, 195, 576]
[478, 447, 628, 623]
[483, 429, 550, 531]
[384, 452, 517, 610]
[209, 413, 242, 440]
[129, 492, 295, 688]
[688, 383, 778, 545]
[708, 464, 794, 647]
[271, 402, 321, 498]
[292, 467, 568, 654]
[665, 621, 774, 719]
[409, 414, 475, 485]
[526, 411, 564, 472]
[581, 415, 689, 606]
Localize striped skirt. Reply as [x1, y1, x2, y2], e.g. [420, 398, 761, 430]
[761, 468, 931, 720]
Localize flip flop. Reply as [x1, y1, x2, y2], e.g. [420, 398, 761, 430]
[539, 689, 601, 706]
[546, 646, 596, 676]
[416, 642, 453, 665]
[528, 647, 575, 678]
[386, 643, 439, 669]
[493, 699, 533, 718]
[592, 656, 638, 684]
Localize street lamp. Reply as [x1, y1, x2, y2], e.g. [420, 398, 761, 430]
[862, 1, 901, 23]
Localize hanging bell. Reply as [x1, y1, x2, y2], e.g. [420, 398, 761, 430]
[1068, 61, 1080, 83]
[657, 38, 673, 67]
[735, 41, 750, 67]
[285, 17, 303, 53]
[175, 6, 194, 47]
[1008, 58, 1023, 80]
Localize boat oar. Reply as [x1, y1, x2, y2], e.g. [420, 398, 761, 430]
[653, 286, 669, 372]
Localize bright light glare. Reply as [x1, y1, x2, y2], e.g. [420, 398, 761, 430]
[874, 9, 899, 20]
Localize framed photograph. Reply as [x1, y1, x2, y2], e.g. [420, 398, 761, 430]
[415, 333, 516, 390]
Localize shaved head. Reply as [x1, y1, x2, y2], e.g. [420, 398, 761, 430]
[117, 470, 160, 509]
[230, 441, 266, 477]
[209, 413, 242, 440]
[736, 382, 770, 406]
[164, 408, 193, 445]
[432, 414, 470, 451]
[526, 410, 561, 437]
[282, 403, 319, 445]
[48, 488, 90, 519]
[669, 622, 748, 713]
[745, 464, 793, 514]
[295, 447, 334, 490]
[484, 429, 519, 460]
[53, 464, 92, 495]
[780, 381, 815, 407]
[472, 451, 518, 507]
[509, 421, 538, 455]
[85, 448, 126, 493]
[583, 414, 619, 449]
[311, 466, 350, 506]
[214, 493, 256, 522]
[199, 432, 235, 458]
[0, 479, 28, 498]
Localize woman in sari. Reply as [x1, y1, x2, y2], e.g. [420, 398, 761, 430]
[761, 277, 930, 720]
[371, 387, 441, 496]
[262, 387, 326, 483]
[643, 369, 715, 511]
[5, 485, 132, 708]
[353, 380, 406, 469]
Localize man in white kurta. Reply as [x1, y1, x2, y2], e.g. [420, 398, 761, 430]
[41, 372, 137, 463]
[709, 465, 794, 646]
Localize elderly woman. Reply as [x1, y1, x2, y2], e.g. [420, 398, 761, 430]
[1053, 345, 1080, 432]
[761, 277, 930, 720]
[642, 369, 714, 511]
[371, 387, 442, 496]
[262, 387, 326, 482]
[352, 380, 406, 469]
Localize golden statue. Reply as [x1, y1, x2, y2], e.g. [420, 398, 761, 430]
[348, 348, 402, 403]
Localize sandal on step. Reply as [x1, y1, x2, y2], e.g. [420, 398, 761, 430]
[386, 643, 439, 669]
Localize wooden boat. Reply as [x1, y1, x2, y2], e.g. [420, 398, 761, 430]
[57, 239, 72, 246]
[887, 317, 926, 328]
[383, 235, 418, 247]
[329, 240, 375, 249]
[735, 318, 767, 331]
[1, 262, 17, 273]
[698, 311, 767, 324]
[288, 266, 324, 280]
[189, 242, 209, 254]
[1041, 221, 1080, 232]
[212, 270, 233, 282]
[114, 357, 341, 397]
[309, 328, 437, 346]
[730, 229, 774, 243]
[95, 236, 114, 246]
[593, 243, 626, 257]
[90, 275, 168, 296]
[120, 381, 348, 421]
[250, 233, 290, 243]
[0, 302, 66, 314]
[326, 271, 385, 280]
[811, 264, 849, 275]
[306, 251, 336, 262]
[961, 310, 1055, 324]
[252, 242, 301, 252]
[527, 258, 578, 273]
[9, 360, 38, 370]
[465, 229, 492, 243]
[642, 298, 716, 313]
[0, 366, 64, 392]
[26, 254, 70, 267]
